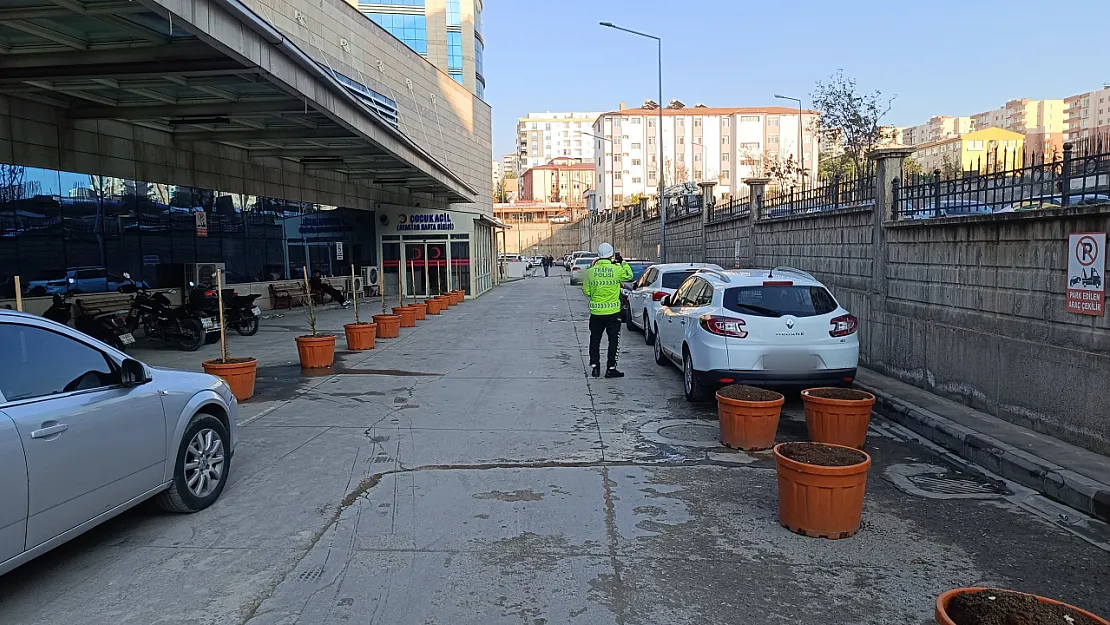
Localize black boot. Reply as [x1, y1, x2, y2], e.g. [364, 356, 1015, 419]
[591, 364, 601, 378]
[604, 367, 625, 378]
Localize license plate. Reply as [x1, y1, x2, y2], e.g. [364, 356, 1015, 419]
[201, 318, 214, 328]
[251, 306, 262, 317]
[119, 333, 135, 345]
[763, 354, 818, 370]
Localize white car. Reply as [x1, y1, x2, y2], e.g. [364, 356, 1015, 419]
[569, 256, 596, 285]
[625, 263, 723, 345]
[565, 251, 596, 270]
[653, 267, 859, 401]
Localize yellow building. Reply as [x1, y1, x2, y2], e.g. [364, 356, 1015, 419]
[912, 127, 1026, 175]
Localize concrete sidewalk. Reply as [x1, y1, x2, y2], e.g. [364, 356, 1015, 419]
[2, 273, 1109, 625]
[857, 368, 1110, 523]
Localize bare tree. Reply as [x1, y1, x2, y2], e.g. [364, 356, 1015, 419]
[764, 152, 802, 190]
[0, 164, 26, 203]
[810, 70, 895, 176]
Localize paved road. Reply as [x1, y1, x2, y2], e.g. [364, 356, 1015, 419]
[2, 274, 1108, 624]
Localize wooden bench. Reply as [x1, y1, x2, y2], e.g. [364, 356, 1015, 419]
[74, 292, 135, 318]
[268, 281, 308, 310]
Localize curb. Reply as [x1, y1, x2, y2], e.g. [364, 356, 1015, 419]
[857, 380, 1110, 523]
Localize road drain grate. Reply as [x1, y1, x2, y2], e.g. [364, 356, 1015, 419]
[884, 463, 1007, 500]
[907, 473, 1005, 496]
[296, 568, 323, 582]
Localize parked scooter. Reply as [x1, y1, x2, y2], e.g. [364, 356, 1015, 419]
[187, 283, 262, 336]
[123, 275, 211, 351]
[43, 292, 134, 352]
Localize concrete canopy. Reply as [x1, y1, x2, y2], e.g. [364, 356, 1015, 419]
[0, 0, 478, 204]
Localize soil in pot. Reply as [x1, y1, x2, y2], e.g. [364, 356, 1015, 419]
[945, 589, 1101, 625]
[718, 384, 782, 402]
[806, 388, 873, 401]
[779, 442, 866, 466]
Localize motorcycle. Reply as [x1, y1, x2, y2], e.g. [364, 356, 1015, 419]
[122, 276, 212, 351]
[187, 283, 262, 337]
[43, 292, 134, 352]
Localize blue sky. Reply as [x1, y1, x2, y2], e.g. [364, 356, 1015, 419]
[483, 0, 1110, 157]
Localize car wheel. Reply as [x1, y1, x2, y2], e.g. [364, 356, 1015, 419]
[653, 327, 669, 366]
[643, 313, 654, 345]
[625, 307, 637, 331]
[158, 412, 230, 513]
[683, 348, 710, 402]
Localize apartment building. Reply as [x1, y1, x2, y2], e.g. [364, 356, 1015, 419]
[591, 104, 819, 208]
[354, 0, 486, 98]
[520, 157, 595, 206]
[899, 116, 974, 147]
[1064, 86, 1110, 143]
[913, 128, 1025, 174]
[516, 112, 604, 171]
[969, 99, 1064, 156]
[502, 153, 519, 178]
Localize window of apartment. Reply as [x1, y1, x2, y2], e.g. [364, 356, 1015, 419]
[574, 140, 582, 146]
[694, 169, 702, 178]
[694, 153, 701, 162]
[678, 137, 684, 144]
[721, 169, 730, 179]
[677, 153, 685, 162]
[767, 116, 779, 127]
[740, 115, 759, 122]
[632, 177, 642, 183]
[722, 136, 730, 144]
[530, 123, 537, 130]
[722, 118, 730, 127]
[632, 159, 641, 165]
[648, 137, 655, 145]
[446, 31, 463, 70]
[648, 119, 655, 127]
[966, 140, 983, 150]
[564, 140, 571, 146]
[615, 172, 622, 180]
[722, 153, 730, 162]
[694, 118, 701, 127]
[632, 118, 641, 124]
[631, 143, 641, 149]
[767, 135, 778, 143]
[446, 0, 460, 25]
[545, 123, 551, 131]
[562, 131, 569, 137]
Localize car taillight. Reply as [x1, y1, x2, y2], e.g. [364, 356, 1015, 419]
[763, 280, 793, 286]
[205, 289, 217, 296]
[699, 315, 747, 338]
[830, 314, 858, 337]
[651, 291, 669, 302]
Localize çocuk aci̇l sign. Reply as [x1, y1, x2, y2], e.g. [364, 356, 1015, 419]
[397, 213, 455, 232]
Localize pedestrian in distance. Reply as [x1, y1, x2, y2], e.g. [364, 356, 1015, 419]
[582, 242, 632, 378]
[542, 255, 551, 277]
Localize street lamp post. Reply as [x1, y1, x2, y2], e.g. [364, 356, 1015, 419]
[774, 94, 805, 193]
[582, 130, 617, 248]
[601, 21, 665, 262]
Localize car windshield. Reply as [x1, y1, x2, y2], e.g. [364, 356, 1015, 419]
[628, 264, 650, 281]
[723, 285, 838, 318]
[661, 270, 699, 289]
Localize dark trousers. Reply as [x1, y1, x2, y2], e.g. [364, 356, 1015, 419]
[543, 265, 549, 276]
[588, 313, 622, 368]
[314, 283, 346, 305]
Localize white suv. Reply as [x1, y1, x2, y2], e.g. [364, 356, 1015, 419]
[625, 263, 723, 345]
[653, 267, 859, 401]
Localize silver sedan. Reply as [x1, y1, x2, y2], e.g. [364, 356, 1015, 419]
[0, 309, 238, 577]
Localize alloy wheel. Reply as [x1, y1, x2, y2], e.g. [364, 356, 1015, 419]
[684, 355, 693, 394]
[184, 428, 225, 498]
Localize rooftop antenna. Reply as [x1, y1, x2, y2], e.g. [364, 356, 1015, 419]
[767, 267, 774, 278]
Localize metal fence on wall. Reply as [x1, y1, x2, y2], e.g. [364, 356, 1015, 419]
[893, 137, 1110, 220]
[707, 194, 751, 223]
[760, 165, 877, 220]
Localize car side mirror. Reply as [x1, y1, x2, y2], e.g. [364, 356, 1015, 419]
[120, 358, 150, 386]
[660, 295, 672, 306]
[122, 272, 130, 280]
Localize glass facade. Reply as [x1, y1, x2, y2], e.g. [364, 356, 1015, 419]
[0, 164, 376, 298]
[369, 0, 424, 5]
[367, 13, 428, 55]
[475, 37, 483, 77]
[447, 31, 463, 71]
[446, 0, 460, 26]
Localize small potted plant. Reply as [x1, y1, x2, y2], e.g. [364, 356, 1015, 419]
[425, 297, 443, 315]
[343, 265, 375, 351]
[373, 286, 400, 338]
[715, 384, 784, 450]
[935, 588, 1108, 625]
[295, 267, 336, 368]
[800, 387, 876, 448]
[392, 304, 416, 328]
[410, 300, 427, 320]
[202, 269, 258, 400]
[773, 441, 871, 539]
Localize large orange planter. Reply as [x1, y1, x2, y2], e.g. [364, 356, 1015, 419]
[373, 314, 401, 338]
[344, 322, 376, 351]
[410, 302, 427, 320]
[393, 306, 416, 327]
[774, 442, 871, 539]
[716, 389, 785, 450]
[425, 298, 443, 315]
[801, 387, 876, 449]
[202, 357, 257, 401]
[451, 290, 465, 304]
[936, 588, 1109, 625]
[437, 295, 453, 308]
[295, 335, 336, 369]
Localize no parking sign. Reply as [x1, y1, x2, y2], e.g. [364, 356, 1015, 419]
[1067, 232, 1105, 316]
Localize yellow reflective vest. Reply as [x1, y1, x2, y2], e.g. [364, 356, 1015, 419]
[582, 259, 633, 316]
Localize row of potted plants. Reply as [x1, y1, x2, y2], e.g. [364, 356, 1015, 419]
[201, 265, 466, 403]
[715, 386, 1109, 624]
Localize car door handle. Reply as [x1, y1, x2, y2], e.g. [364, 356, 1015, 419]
[31, 423, 68, 439]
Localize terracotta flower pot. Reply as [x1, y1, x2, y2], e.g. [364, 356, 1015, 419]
[344, 322, 376, 351]
[451, 290, 465, 304]
[202, 357, 258, 402]
[716, 386, 785, 450]
[425, 298, 443, 315]
[373, 314, 401, 338]
[393, 306, 416, 327]
[438, 294, 453, 308]
[410, 302, 427, 320]
[801, 387, 876, 449]
[774, 442, 871, 539]
[936, 588, 1110, 625]
[295, 334, 336, 369]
